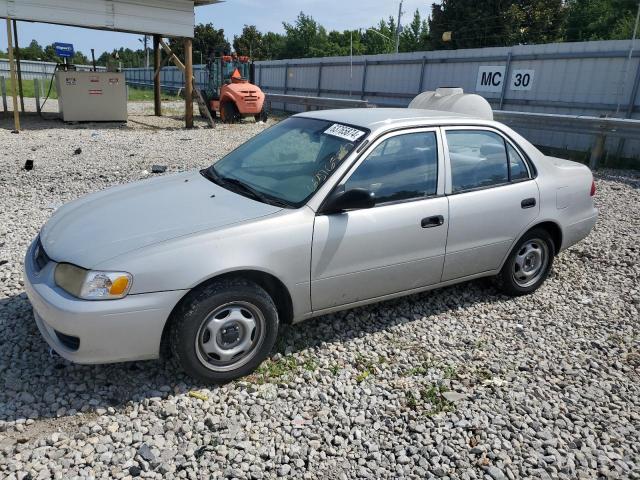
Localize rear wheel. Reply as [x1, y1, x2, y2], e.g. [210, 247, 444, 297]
[496, 228, 554, 296]
[220, 102, 239, 123]
[170, 279, 279, 383]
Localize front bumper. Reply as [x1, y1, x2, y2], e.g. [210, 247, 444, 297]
[23, 238, 187, 364]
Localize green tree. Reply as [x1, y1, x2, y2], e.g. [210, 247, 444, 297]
[170, 23, 230, 62]
[363, 18, 397, 54]
[261, 31, 286, 59]
[506, 0, 566, 45]
[565, 0, 638, 41]
[326, 30, 366, 57]
[72, 51, 89, 65]
[399, 9, 431, 52]
[429, 0, 565, 49]
[282, 12, 332, 58]
[17, 39, 45, 60]
[233, 25, 263, 59]
[95, 47, 145, 67]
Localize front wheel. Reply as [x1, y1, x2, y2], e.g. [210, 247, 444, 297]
[254, 108, 268, 122]
[220, 102, 239, 123]
[170, 279, 279, 383]
[495, 228, 554, 296]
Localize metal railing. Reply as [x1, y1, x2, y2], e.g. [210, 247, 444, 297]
[260, 95, 640, 168]
[266, 93, 373, 111]
[494, 111, 640, 168]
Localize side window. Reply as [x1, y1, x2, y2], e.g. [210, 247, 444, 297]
[507, 143, 530, 181]
[344, 131, 438, 205]
[446, 130, 509, 193]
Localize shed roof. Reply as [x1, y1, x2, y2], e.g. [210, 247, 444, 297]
[0, 0, 220, 37]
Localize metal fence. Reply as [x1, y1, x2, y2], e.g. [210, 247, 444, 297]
[124, 65, 208, 93]
[254, 39, 640, 160]
[5, 40, 640, 162]
[0, 59, 104, 80]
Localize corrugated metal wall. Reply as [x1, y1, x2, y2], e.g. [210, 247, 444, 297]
[125, 65, 208, 92]
[0, 0, 196, 37]
[254, 40, 640, 158]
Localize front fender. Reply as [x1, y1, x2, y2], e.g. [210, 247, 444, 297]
[95, 208, 315, 320]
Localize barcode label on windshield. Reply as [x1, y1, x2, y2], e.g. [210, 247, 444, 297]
[324, 124, 365, 142]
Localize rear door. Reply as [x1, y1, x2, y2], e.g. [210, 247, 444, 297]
[441, 127, 539, 281]
[311, 128, 448, 311]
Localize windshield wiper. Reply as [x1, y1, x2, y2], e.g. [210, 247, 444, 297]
[219, 177, 268, 202]
[202, 167, 290, 208]
[200, 167, 222, 185]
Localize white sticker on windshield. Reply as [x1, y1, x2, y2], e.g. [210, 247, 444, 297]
[324, 123, 366, 142]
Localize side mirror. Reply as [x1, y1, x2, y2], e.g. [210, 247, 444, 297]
[321, 188, 376, 214]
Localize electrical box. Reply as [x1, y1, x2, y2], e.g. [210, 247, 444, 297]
[55, 71, 127, 122]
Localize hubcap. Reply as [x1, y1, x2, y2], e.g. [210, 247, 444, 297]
[195, 301, 265, 372]
[512, 239, 549, 288]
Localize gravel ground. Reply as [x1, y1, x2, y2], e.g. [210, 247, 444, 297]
[0, 103, 639, 479]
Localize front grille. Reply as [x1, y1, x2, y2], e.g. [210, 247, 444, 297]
[33, 237, 50, 272]
[242, 91, 258, 103]
[55, 330, 80, 351]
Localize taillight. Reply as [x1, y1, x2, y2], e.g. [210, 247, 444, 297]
[590, 179, 596, 197]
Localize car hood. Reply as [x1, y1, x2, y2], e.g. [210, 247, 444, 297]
[40, 170, 282, 267]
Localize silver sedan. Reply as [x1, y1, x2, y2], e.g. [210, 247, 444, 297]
[24, 108, 598, 382]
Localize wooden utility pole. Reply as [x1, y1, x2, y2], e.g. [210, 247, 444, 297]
[153, 35, 162, 116]
[184, 38, 194, 128]
[12, 19, 24, 112]
[5, 18, 20, 132]
[159, 39, 214, 127]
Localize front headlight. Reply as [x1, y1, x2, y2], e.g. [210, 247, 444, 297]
[54, 263, 132, 300]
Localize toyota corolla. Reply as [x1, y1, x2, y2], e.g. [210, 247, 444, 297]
[24, 101, 597, 382]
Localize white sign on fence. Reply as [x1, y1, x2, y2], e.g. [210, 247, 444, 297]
[476, 66, 506, 92]
[510, 69, 535, 91]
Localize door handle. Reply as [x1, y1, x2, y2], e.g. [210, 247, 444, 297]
[521, 198, 536, 209]
[421, 215, 444, 228]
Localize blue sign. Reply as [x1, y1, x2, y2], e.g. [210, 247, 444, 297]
[53, 42, 75, 58]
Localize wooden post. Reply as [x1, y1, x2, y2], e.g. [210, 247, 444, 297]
[589, 133, 606, 170]
[184, 38, 193, 128]
[153, 35, 161, 116]
[1, 77, 7, 114]
[34, 78, 41, 114]
[12, 19, 24, 113]
[159, 39, 214, 127]
[6, 18, 20, 131]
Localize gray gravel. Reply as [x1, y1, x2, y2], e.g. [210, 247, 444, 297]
[1, 104, 639, 479]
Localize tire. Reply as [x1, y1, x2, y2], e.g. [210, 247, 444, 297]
[170, 278, 279, 383]
[254, 109, 268, 122]
[220, 102, 238, 123]
[495, 228, 554, 296]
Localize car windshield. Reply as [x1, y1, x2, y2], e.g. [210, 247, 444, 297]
[204, 117, 368, 207]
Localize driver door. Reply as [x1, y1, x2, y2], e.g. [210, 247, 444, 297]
[310, 128, 449, 312]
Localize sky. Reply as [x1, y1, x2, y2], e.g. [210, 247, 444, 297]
[0, 0, 434, 57]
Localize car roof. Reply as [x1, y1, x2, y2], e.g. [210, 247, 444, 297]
[295, 107, 486, 132]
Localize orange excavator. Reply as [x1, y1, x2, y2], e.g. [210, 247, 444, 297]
[201, 54, 267, 123]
